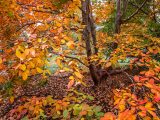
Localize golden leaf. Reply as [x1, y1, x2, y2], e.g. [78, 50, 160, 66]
[16, 49, 26, 60]
[74, 72, 83, 79]
[69, 76, 74, 80]
[36, 67, 43, 73]
[22, 71, 29, 80]
[24, 49, 30, 56]
[19, 64, 26, 71]
[0, 57, 2, 64]
[56, 58, 62, 68]
[28, 61, 35, 69]
[10, 96, 14, 104]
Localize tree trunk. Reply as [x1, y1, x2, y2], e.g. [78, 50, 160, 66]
[115, 0, 122, 34]
[89, 9, 98, 54]
[81, 0, 99, 85]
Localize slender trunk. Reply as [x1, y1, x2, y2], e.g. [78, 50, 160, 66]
[81, 0, 99, 85]
[115, 0, 122, 34]
[122, 0, 128, 18]
[89, 9, 98, 54]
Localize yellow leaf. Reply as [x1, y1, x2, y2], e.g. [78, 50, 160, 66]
[118, 100, 126, 112]
[56, 58, 62, 68]
[56, 22, 61, 27]
[28, 61, 35, 69]
[10, 96, 14, 104]
[19, 64, 26, 71]
[74, 72, 83, 79]
[22, 71, 29, 80]
[24, 49, 30, 56]
[38, 38, 42, 42]
[36, 67, 43, 73]
[0, 57, 2, 64]
[16, 49, 26, 60]
[69, 76, 74, 80]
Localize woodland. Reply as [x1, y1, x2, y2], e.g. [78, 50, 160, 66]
[0, 0, 160, 120]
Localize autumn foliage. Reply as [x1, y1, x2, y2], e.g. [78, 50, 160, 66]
[0, 0, 160, 120]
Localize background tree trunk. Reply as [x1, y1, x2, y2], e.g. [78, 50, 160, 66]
[115, 0, 122, 34]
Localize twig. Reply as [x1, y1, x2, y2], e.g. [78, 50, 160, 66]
[16, 21, 43, 32]
[17, 2, 60, 14]
[123, 71, 136, 93]
[123, 0, 148, 22]
[128, 1, 148, 15]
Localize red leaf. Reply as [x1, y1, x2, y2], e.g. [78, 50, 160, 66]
[134, 76, 140, 82]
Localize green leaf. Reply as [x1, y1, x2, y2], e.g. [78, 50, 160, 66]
[87, 95, 94, 101]
[93, 106, 102, 113]
[73, 104, 82, 115]
[95, 112, 104, 117]
[8, 11, 14, 18]
[21, 116, 29, 120]
[63, 110, 69, 118]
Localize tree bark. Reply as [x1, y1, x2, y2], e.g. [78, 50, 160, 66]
[89, 9, 98, 54]
[81, 0, 99, 85]
[115, 0, 122, 34]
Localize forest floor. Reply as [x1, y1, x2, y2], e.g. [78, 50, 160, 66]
[0, 69, 138, 119]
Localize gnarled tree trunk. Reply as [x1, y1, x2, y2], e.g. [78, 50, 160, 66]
[81, 0, 99, 85]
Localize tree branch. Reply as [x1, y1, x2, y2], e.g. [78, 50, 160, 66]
[17, 2, 60, 14]
[129, 1, 148, 15]
[52, 51, 88, 67]
[123, 0, 148, 22]
[16, 21, 43, 32]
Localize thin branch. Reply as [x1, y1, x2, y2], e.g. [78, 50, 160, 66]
[16, 21, 43, 32]
[17, 2, 60, 14]
[123, 0, 148, 22]
[52, 51, 88, 67]
[121, 0, 129, 17]
[123, 71, 136, 93]
[129, 1, 148, 15]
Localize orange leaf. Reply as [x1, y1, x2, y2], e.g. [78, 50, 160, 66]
[0, 57, 2, 64]
[105, 62, 112, 68]
[30, 48, 36, 57]
[22, 70, 29, 80]
[67, 79, 74, 89]
[145, 70, 155, 77]
[100, 112, 116, 120]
